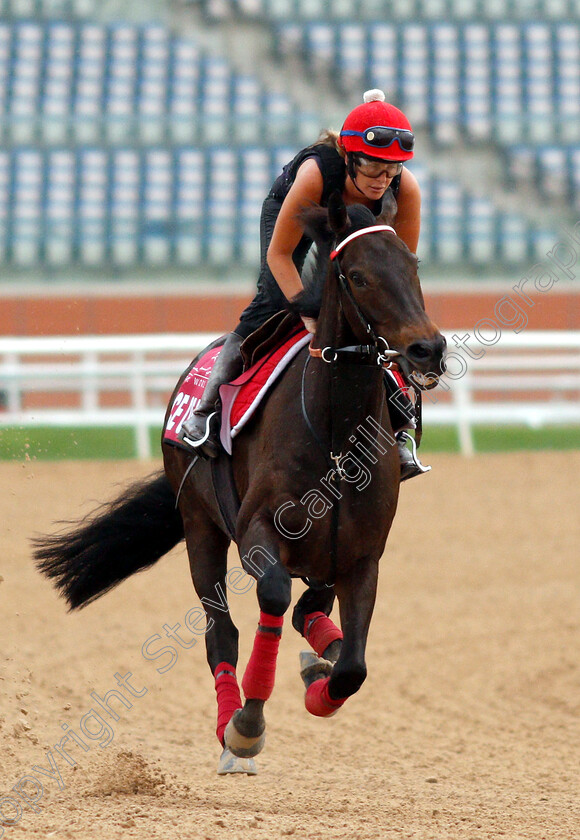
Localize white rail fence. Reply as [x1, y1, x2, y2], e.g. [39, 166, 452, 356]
[0, 331, 579, 458]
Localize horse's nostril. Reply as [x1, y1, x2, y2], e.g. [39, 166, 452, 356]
[407, 336, 446, 370]
[407, 341, 432, 361]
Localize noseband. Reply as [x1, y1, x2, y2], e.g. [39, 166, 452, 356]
[309, 224, 402, 368]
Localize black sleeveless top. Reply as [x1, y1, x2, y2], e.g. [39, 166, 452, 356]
[268, 142, 401, 213]
[235, 144, 401, 335]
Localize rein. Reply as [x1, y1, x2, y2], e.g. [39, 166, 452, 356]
[301, 224, 401, 589]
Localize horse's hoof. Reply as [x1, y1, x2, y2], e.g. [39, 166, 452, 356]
[224, 711, 266, 758]
[299, 650, 334, 689]
[217, 747, 258, 776]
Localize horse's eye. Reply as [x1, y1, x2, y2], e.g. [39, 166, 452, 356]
[350, 272, 367, 288]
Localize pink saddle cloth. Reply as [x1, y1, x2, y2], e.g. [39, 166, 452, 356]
[163, 330, 311, 452]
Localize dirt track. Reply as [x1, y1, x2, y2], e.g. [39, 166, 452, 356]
[1, 451, 579, 840]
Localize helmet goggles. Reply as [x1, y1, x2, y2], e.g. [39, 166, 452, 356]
[340, 125, 415, 153]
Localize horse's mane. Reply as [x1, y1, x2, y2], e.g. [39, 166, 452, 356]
[288, 190, 397, 319]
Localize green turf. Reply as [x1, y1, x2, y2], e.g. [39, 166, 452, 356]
[420, 425, 580, 453]
[0, 424, 578, 460]
[0, 426, 162, 460]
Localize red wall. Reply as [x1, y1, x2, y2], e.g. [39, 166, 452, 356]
[0, 289, 577, 336]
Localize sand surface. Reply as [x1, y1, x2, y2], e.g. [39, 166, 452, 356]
[1, 451, 579, 839]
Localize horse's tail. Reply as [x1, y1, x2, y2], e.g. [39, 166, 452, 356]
[33, 471, 183, 610]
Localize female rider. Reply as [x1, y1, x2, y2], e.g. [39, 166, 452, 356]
[180, 89, 429, 480]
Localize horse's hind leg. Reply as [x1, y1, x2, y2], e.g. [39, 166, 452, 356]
[182, 512, 249, 771]
[224, 526, 292, 759]
[293, 585, 343, 664]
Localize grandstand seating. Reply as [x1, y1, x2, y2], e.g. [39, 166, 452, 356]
[0, 19, 319, 146]
[0, 0, 97, 18]
[0, 7, 568, 273]
[0, 146, 554, 268]
[274, 21, 580, 146]
[506, 145, 580, 212]
[0, 145, 294, 267]
[200, 0, 580, 22]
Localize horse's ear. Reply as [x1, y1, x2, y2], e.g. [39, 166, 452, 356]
[327, 191, 348, 236]
[377, 188, 397, 226]
[298, 201, 332, 244]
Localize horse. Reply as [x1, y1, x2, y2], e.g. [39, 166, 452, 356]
[33, 193, 446, 775]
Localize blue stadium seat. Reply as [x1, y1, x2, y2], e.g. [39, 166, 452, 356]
[141, 149, 174, 265]
[110, 149, 141, 265]
[464, 195, 497, 264]
[238, 147, 270, 264]
[368, 24, 397, 96]
[77, 148, 108, 265]
[497, 212, 530, 264]
[206, 147, 238, 265]
[174, 148, 204, 264]
[431, 24, 462, 145]
[45, 149, 75, 265]
[462, 24, 492, 142]
[74, 25, 107, 143]
[431, 180, 465, 263]
[399, 25, 429, 127]
[0, 150, 9, 263]
[335, 24, 366, 95]
[0, 24, 10, 144]
[169, 39, 200, 144]
[12, 148, 43, 265]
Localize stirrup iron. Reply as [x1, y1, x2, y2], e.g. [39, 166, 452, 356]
[397, 431, 431, 482]
[180, 410, 218, 450]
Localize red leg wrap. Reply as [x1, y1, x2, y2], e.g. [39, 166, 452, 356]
[241, 612, 284, 702]
[305, 677, 347, 718]
[214, 662, 242, 745]
[304, 611, 343, 658]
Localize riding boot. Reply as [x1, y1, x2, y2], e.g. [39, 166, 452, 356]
[397, 431, 431, 482]
[384, 370, 431, 482]
[179, 332, 244, 459]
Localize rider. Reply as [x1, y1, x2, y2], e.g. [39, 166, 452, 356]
[180, 89, 429, 480]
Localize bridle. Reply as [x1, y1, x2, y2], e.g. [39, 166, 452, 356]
[309, 224, 403, 369]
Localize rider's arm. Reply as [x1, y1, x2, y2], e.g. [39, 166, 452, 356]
[266, 159, 324, 302]
[393, 167, 421, 254]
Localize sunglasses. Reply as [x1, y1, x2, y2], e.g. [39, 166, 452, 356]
[341, 125, 415, 153]
[354, 157, 403, 179]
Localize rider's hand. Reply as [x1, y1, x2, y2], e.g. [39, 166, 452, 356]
[300, 315, 317, 335]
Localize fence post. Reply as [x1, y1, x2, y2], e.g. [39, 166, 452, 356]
[5, 352, 21, 413]
[131, 351, 151, 459]
[454, 371, 475, 457]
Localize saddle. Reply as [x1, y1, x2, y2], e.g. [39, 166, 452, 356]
[163, 311, 310, 541]
[240, 310, 304, 369]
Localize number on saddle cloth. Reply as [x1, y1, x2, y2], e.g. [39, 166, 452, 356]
[163, 341, 225, 450]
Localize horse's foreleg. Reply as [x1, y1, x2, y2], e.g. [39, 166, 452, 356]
[225, 535, 291, 758]
[304, 558, 379, 718]
[292, 585, 343, 663]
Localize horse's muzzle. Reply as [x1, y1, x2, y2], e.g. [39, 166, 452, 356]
[403, 334, 447, 390]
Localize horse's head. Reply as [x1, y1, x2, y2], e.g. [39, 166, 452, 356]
[297, 193, 446, 388]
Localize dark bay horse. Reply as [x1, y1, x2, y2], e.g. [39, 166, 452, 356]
[34, 194, 445, 774]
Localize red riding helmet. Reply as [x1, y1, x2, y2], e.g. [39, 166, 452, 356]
[339, 89, 415, 163]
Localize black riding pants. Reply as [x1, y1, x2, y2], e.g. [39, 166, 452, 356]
[235, 195, 313, 339]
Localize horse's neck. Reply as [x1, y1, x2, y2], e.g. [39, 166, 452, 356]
[315, 265, 351, 350]
[309, 270, 389, 447]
